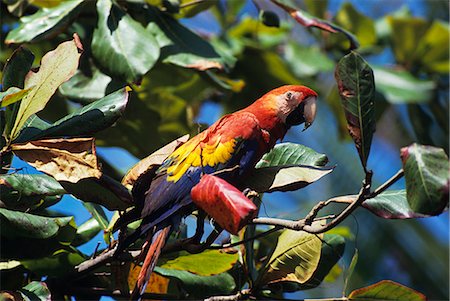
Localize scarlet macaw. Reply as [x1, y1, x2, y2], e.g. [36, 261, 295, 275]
[116, 85, 318, 298]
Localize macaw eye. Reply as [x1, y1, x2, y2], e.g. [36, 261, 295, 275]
[286, 92, 292, 99]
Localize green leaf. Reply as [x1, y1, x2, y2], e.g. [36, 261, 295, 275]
[349, 280, 426, 301]
[335, 51, 376, 169]
[2, 47, 35, 138]
[19, 281, 51, 301]
[256, 142, 328, 168]
[143, 5, 225, 70]
[0, 260, 21, 270]
[373, 67, 435, 104]
[160, 250, 238, 276]
[401, 144, 449, 215]
[335, 2, 376, 48]
[154, 267, 236, 298]
[72, 218, 102, 246]
[344, 248, 358, 295]
[13, 88, 129, 143]
[178, 0, 217, 18]
[92, 0, 160, 83]
[58, 67, 122, 103]
[388, 17, 430, 68]
[10, 36, 83, 141]
[0, 173, 65, 211]
[21, 249, 85, 277]
[245, 165, 333, 193]
[61, 175, 132, 211]
[0, 87, 33, 108]
[82, 202, 109, 230]
[0, 208, 77, 259]
[284, 42, 334, 77]
[417, 20, 450, 73]
[4, 0, 84, 44]
[257, 228, 323, 287]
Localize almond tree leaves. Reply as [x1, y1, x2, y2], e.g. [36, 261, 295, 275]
[400, 144, 449, 215]
[9, 34, 83, 141]
[348, 280, 426, 301]
[11, 138, 101, 183]
[256, 143, 328, 168]
[257, 228, 323, 288]
[335, 51, 376, 170]
[92, 0, 160, 83]
[12, 87, 130, 143]
[4, 0, 84, 44]
[0, 208, 77, 259]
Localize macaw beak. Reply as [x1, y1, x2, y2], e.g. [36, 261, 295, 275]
[302, 96, 317, 131]
[285, 95, 317, 130]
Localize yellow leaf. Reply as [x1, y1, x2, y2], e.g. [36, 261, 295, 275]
[0, 87, 34, 108]
[10, 34, 83, 140]
[121, 134, 189, 190]
[12, 138, 101, 183]
[128, 264, 170, 294]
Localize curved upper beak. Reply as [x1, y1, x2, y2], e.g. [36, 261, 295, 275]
[302, 96, 317, 131]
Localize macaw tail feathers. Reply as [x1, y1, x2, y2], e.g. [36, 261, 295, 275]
[131, 225, 172, 300]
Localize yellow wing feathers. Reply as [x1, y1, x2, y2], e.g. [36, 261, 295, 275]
[166, 137, 237, 182]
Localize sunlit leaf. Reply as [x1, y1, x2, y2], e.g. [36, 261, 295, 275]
[417, 20, 450, 73]
[0, 208, 77, 259]
[256, 142, 328, 168]
[92, 0, 159, 83]
[401, 144, 449, 215]
[10, 35, 83, 140]
[348, 280, 426, 301]
[258, 227, 323, 286]
[154, 267, 236, 299]
[178, 0, 217, 18]
[5, 0, 84, 44]
[82, 202, 109, 230]
[0, 87, 33, 108]
[245, 165, 333, 193]
[19, 281, 51, 301]
[72, 218, 102, 246]
[191, 175, 257, 235]
[13, 88, 129, 143]
[160, 250, 239, 276]
[284, 43, 334, 77]
[373, 67, 435, 104]
[12, 138, 101, 183]
[128, 264, 170, 294]
[335, 51, 375, 169]
[144, 5, 225, 70]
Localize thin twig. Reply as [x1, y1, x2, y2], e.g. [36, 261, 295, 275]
[368, 169, 404, 198]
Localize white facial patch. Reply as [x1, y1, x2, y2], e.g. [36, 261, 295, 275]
[275, 91, 303, 122]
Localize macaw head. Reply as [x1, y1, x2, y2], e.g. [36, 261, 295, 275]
[258, 85, 318, 130]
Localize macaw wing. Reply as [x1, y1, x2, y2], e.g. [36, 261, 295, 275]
[140, 112, 265, 224]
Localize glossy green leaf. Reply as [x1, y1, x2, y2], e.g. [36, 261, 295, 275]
[256, 142, 328, 168]
[154, 267, 236, 298]
[61, 175, 132, 211]
[82, 202, 109, 230]
[335, 51, 375, 169]
[373, 67, 435, 104]
[0, 87, 33, 108]
[92, 0, 160, 83]
[362, 190, 439, 219]
[72, 218, 102, 246]
[284, 43, 334, 77]
[10, 36, 83, 141]
[2, 47, 35, 138]
[349, 280, 426, 301]
[5, 0, 83, 44]
[160, 250, 238, 276]
[19, 281, 51, 301]
[0, 173, 65, 211]
[21, 249, 85, 277]
[13, 88, 129, 143]
[401, 144, 449, 215]
[258, 228, 323, 286]
[0, 208, 77, 259]
[246, 165, 333, 193]
[144, 5, 225, 70]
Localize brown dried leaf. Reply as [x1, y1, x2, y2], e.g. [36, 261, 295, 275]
[186, 60, 222, 71]
[122, 134, 189, 189]
[12, 138, 101, 183]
